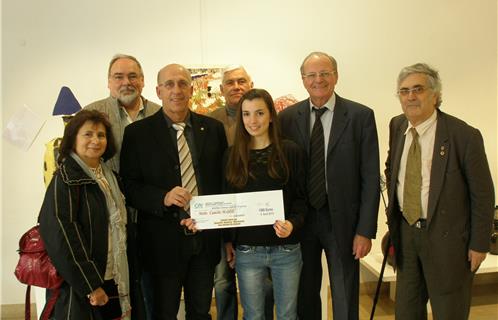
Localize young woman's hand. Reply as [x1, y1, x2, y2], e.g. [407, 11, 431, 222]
[274, 220, 293, 238]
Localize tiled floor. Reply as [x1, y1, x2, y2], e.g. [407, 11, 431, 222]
[3, 283, 497, 319]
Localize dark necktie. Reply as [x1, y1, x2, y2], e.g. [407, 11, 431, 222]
[403, 128, 422, 225]
[173, 123, 198, 211]
[308, 107, 327, 210]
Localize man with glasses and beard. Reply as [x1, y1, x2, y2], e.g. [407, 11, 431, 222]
[84, 54, 160, 172]
[84, 54, 160, 320]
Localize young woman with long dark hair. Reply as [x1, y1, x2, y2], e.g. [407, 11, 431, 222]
[224, 88, 306, 320]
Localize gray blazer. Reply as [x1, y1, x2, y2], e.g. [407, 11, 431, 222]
[84, 96, 161, 172]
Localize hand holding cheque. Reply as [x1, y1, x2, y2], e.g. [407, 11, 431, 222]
[182, 190, 285, 231]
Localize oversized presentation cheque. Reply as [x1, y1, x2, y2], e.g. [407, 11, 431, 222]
[189, 190, 285, 229]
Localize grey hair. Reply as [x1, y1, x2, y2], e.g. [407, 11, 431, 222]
[222, 65, 251, 83]
[300, 52, 337, 75]
[107, 54, 144, 78]
[397, 63, 442, 108]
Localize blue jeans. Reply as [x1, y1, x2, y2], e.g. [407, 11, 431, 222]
[236, 244, 302, 320]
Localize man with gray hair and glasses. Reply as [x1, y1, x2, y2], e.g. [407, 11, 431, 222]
[384, 63, 494, 319]
[279, 52, 380, 319]
[84, 54, 160, 172]
[85, 54, 160, 319]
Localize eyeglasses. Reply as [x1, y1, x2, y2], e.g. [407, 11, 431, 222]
[302, 70, 336, 80]
[110, 73, 142, 83]
[397, 86, 428, 97]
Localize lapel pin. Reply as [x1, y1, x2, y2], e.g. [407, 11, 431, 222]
[200, 127, 205, 131]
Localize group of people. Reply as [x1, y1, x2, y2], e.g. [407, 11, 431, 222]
[37, 51, 495, 320]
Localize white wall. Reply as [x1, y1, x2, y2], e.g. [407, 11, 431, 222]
[2, 0, 497, 305]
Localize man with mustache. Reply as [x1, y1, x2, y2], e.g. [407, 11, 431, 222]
[85, 54, 160, 319]
[385, 63, 494, 320]
[84, 54, 160, 172]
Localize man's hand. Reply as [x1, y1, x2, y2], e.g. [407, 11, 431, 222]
[352, 234, 372, 260]
[225, 242, 236, 269]
[180, 218, 198, 233]
[468, 249, 486, 272]
[164, 186, 192, 208]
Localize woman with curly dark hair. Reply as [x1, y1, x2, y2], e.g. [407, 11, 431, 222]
[39, 109, 131, 319]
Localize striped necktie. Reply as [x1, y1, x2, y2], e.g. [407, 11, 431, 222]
[172, 123, 198, 210]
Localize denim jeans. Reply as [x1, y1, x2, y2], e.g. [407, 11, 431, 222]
[236, 244, 302, 320]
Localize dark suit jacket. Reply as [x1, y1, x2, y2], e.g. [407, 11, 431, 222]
[120, 109, 228, 275]
[279, 94, 380, 255]
[385, 110, 495, 293]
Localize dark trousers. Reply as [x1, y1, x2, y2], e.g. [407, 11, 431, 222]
[150, 242, 215, 320]
[297, 205, 359, 320]
[395, 219, 474, 320]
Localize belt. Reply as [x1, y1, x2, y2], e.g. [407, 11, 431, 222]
[413, 219, 427, 229]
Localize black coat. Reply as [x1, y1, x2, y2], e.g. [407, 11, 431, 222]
[120, 109, 228, 275]
[39, 156, 109, 320]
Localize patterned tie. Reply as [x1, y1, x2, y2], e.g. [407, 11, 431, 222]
[308, 107, 327, 210]
[172, 123, 198, 211]
[403, 128, 422, 225]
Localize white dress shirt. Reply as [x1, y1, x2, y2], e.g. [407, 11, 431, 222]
[397, 110, 437, 219]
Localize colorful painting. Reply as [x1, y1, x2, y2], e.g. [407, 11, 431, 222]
[188, 67, 225, 115]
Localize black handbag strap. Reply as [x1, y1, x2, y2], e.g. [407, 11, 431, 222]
[24, 285, 30, 320]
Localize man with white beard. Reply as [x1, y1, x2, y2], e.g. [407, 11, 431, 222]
[84, 54, 160, 172]
[84, 54, 160, 320]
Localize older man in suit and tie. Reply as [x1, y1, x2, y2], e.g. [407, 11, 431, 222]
[385, 63, 495, 320]
[120, 63, 227, 319]
[279, 51, 380, 320]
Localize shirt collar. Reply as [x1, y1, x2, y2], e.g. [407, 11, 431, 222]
[404, 109, 437, 137]
[163, 110, 192, 129]
[309, 93, 336, 113]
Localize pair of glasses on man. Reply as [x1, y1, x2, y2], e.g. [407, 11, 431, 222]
[397, 86, 428, 97]
[302, 70, 336, 80]
[110, 73, 141, 83]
